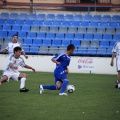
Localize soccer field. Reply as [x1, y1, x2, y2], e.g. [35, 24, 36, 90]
[0, 71, 120, 120]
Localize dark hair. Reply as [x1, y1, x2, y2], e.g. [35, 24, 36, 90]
[12, 34, 18, 38]
[67, 44, 75, 51]
[13, 47, 22, 53]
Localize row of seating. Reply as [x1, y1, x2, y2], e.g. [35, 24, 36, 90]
[0, 13, 120, 21]
[0, 19, 120, 28]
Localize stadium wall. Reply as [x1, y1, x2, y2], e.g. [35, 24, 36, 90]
[0, 55, 117, 74]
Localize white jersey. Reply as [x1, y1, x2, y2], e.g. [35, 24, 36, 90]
[112, 41, 120, 58]
[6, 42, 24, 56]
[4, 54, 26, 73]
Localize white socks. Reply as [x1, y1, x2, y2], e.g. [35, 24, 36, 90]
[118, 83, 120, 89]
[20, 78, 26, 89]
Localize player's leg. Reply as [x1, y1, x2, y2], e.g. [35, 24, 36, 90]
[0, 75, 8, 85]
[117, 71, 120, 89]
[116, 59, 120, 89]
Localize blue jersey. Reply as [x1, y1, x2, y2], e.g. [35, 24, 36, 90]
[52, 53, 71, 73]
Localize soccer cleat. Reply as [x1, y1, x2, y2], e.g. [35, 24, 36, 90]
[115, 80, 118, 89]
[20, 88, 29, 92]
[39, 85, 44, 94]
[59, 93, 68, 96]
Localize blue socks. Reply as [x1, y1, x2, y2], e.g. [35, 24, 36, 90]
[60, 79, 69, 93]
[43, 85, 58, 90]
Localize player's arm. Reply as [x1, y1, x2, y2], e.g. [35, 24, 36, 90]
[51, 54, 62, 64]
[52, 59, 60, 65]
[24, 65, 36, 72]
[9, 63, 18, 69]
[2, 49, 8, 53]
[21, 51, 28, 59]
[65, 67, 69, 74]
[110, 52, 116, 66]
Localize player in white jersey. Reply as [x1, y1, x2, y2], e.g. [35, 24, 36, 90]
[110, 41, 120, 89]
[0, 47, 36, 92]
[2, 34, 28, 59]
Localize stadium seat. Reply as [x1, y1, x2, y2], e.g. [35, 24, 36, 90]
[19, 13, 28, 20]
[39, 46, 48, 54]
[16, 20, 25, 25]
[89, 21, 99, 27]
[113, 34, 120, 40]
[31, 26, 40, 32]
[1, 12, 9, 19]
[4, 38, 12, 44]
[55, 33, 64, 39]
[102, 15, 111, 21]
[87, 48, 97, 56]
[46, 33, 55, 39]
[0, 25, 2, 30]
[42, 39, 51, 46]
[93, 15, 101, 21]
[68, 27, 77, 33]
[106, 28, 115, 34]
[112, 15, 120, 21]
[44, 20, 53, 26]
[81, 41, 90, 47]
[53, 20, 61, 26]
[109, 41, 116, 48]
[100, 41, 109, 48]
[0, 19, 5, 24]
[62, 21, 71, 27]
[73, 15, 83, 21]
[28, 13, 37, 20]
[6, 19, 15, 25]
[8, 31, 17, 38]
[37, 32, 46, 39]
[25, 20, 33, 25]
[109, 22, 117, 28]
[71, 21, 80, 27]
[33, 20, 43, 26]
[2, 25, 11, 31]
[27, 32, 36, 39]
[81, 21, 89, 27]
[48, 46, 59, 55]
[103, 34, 112, 40]
[12, 25, 21, 31]
[106, 47, 112, 56]
[97, 28, 105, 34]
[49, 27, 59, 33]
[37, 14, 46, 20]
[0, 31, 7, 38]
[65, 33, 74, 40]
[58, 46, 66, 53]
[93, 34, 102, 40]
[116, 28, 120, 34]
[47, 14, 55, 20]
[18, 38, 24, 45]
[90, 40, 99, 48]
[74, 33, 83, 40]
[77, 48, 87, 55]
[100, 22, 108, 28]
[10, 13, 18, 19]
[52, 39, 61, 47]
[55, 14, 64, 20]
[97, 48, 107, 56]
[71, 40, 80, 47]
[0, 38, 4, 45]
[59, 27, 67, 33]
[40, 26, 49, 32]
[64, 14, 73, 21]
[33, 39, 42, 47]
[22, 47, 30, 54]
[23, 38, 32, 46]
[18, 32, 27, 38]
[84, 34, 93, 40]
[21, 26, 30, 32]
[78, 27, 86, 33]
[87, 28, 96, 34]
[29, 47, 39, 54]
[61, 40, 70, 46]
[83, 15, 92, 21]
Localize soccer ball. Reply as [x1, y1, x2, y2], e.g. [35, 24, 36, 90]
[67, 85, 75, 93]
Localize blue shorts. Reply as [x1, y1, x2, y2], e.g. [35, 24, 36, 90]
[54, 70, 68, 84]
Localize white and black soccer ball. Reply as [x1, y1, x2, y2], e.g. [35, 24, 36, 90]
[67, 85, 75, 93]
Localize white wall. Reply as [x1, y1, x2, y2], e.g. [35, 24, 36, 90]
[0, 55, 117, 74]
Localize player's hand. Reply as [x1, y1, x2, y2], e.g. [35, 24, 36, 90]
[32, 68, 36, 72]
[25, 55, 28, 59]
[110, 61, 114, 66]
[13, 65, 18, 70]
[56, 62, 60, 65]
[65, 68, 69, 74]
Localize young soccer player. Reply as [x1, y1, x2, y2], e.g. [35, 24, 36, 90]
[0, 47, 36, 92]
[39, 44, 75, 96]
[110, 41, 120, 89]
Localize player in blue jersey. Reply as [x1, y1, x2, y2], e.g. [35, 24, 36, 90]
[39, 44, 75, 96]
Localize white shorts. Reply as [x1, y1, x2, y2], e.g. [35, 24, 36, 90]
[2, 71, 20, 82]
[116, 58, 120, 71]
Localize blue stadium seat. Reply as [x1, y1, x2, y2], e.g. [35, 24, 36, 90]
[6, 19, 15, 25]
[53, 20, 61, 26]
[44, 20, 53, 26]
[100, 41, 109, 48]
[42, 39, 51, 46]
[87, 48, 97, 56]
[23, 39, 32, 46]
[46, 33, 55, 39]
[73, 15, 83, 21]
[102, 15, 111, 21]
[49, 26, 59, 33]
[0, 25, 2, 30]
[12, 25, 21, 31]
[77, 49, 87, 55]
[28, 13, 37, 20]
[109, 22, 117, 28]
[116, 28, 120, 34]
[103, 34, 112, 40]
[55, 14, 64, 20]
[113, 34, 120, 40]
[93, 15, 101, 21]
[2, 25, 11, 31]
[97, 48, 107, 56]
[106, 48, 112, 56]
[33, 39, 42, 47]
[71, 40, 80, 47]
[68, 27, 77, 33]
[8, 31, 17, 38]
[90, 40, 99, 48]
[47, 14, 55, 20]
[1, 12, 9, 19]
[84, 34, 93, 40]
[64, 14, 73, 21]
[39, 46, 48, 54]
[93, 34, 102, 40]
[81, 41, 90, 47]
[21, 26, 30, 32]
[100, 22, 108, 28]
[29, 47, 39, 54]
[89, 21, 98, 27]
[74, 33, 83, 40]
[27, 32, 36, 39]
[10, 13, 18, 19]
[16, 20, 24, 25]
[37, 14, 46, 20]
[62, 21, 71, 27]
[110, 41, 116, 48]
[71, 21, 80, 27]
[19, 13, 28, 20]
[33, 20, 43, 26]
[52, 39, 61, 47]
[83, 15, 92, 21]
[0, 31, 7, 38]
[81, 21, 89, 27]
[0, 19, 5, 24]
[37, 32, 46, 39]
[65, 33, 74, 40]
[61, 40, 70, 46]
[112, 15, 120, 22]
[25, 20, 33, 25]
[78, 27, 86, 33]
[0, 38, 4, 45]
[22, 47, 30, 54]
[59, 27, 67, 33]
[55, 33, 64, 39]
[18, 32, 27, 38]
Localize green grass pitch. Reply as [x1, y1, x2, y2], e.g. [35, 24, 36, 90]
[0, 71, 120, 120]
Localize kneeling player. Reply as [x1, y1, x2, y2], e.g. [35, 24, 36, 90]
[39, 44, 75, 96]
[0, 47, 36, 92]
